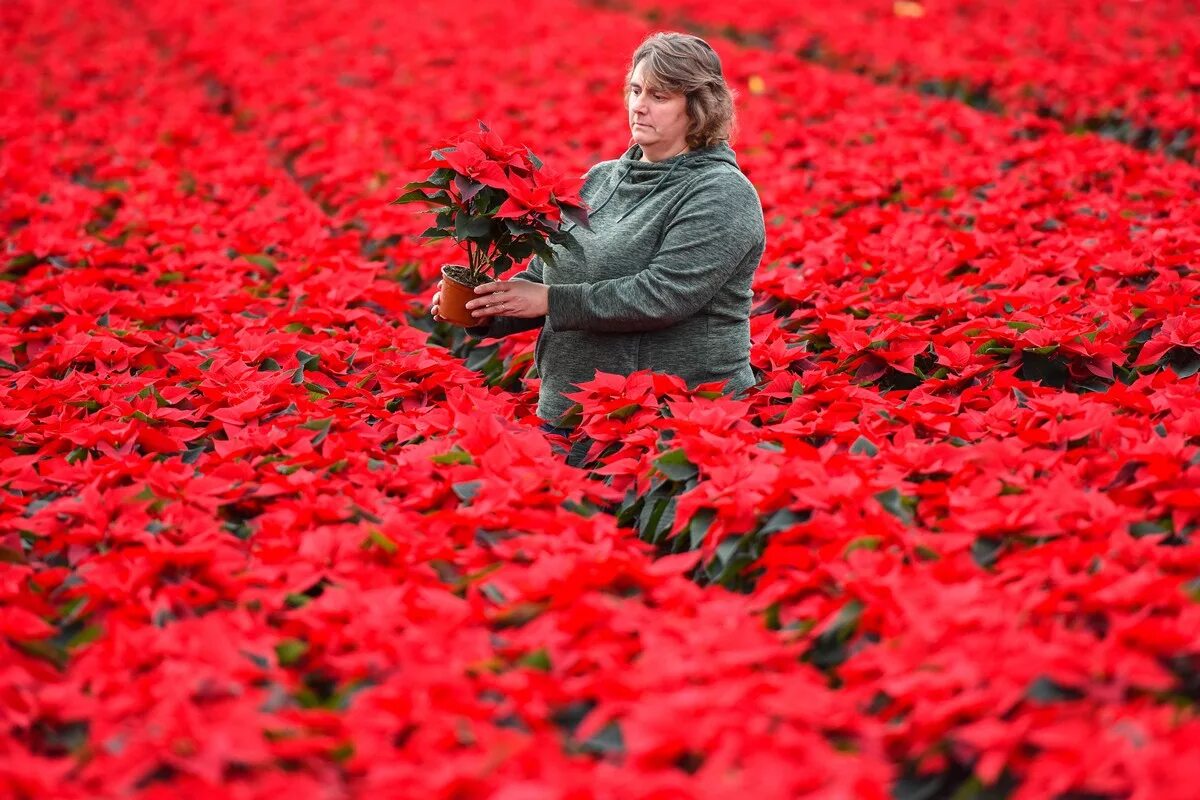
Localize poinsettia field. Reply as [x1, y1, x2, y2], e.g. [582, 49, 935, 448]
[2, 0, 1199, 797]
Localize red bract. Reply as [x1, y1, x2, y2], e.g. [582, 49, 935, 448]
[437, 141, 515, 191]
[493, 175, 561, 222]
[1135, 315, 1200, 367]
[461, 125, 529, 170]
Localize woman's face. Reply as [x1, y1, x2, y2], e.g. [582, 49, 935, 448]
[626, 60, 690, 157]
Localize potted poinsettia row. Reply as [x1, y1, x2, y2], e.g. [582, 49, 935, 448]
[391, 123, 590, 326]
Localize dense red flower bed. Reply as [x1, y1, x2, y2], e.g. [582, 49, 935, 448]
[627, 0, 1200, 160]
[2, 0, 1198, 797]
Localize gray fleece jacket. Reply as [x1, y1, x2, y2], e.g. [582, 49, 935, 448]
[470, 141, 766, 426]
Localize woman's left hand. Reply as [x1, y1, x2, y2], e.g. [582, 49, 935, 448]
[465, 280, 549, 319]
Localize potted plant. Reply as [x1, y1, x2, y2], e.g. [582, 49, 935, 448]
[392, 122, 590, 327]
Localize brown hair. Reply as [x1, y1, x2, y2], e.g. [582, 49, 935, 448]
[625, 32, 737, 151]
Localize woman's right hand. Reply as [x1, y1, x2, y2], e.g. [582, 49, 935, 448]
[430, 280, 448, 322]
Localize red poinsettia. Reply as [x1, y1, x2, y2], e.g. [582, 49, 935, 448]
[392, 122, 590, 282]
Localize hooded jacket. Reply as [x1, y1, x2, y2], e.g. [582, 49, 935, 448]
[470, 141, 766, 426]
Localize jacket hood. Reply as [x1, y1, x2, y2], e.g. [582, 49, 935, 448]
[572, 141, 743, 227]
[618, 140, 741, 172]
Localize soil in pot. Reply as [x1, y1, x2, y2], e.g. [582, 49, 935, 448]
[439, 264, 488, 327]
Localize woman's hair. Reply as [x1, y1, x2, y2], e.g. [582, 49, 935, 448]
[625, 32, 737, 151]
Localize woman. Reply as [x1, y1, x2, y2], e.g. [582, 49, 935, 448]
[431, 32, 766, 435]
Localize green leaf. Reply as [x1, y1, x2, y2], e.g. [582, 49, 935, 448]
[399, 178, 439, 191]
[850, 435, 878, 457]
[490, 254, 513, 276]
[580, 721, 625, 755]
[532, 239, 556, 264]
[1020, 351, 1069, 387]
[518, 648, 552, 672]
[431, 447, 474, 466]
[687, 508, 716, 550]
[505, 238, 535, 259]
[300, 417, 333, 445]
[473, 187, 505, 216]
[453, 481, 482, 503]
[805, 598, 864, 670]
[454, 174, 484, 202]
[456, 215, 493, 239]
[390, 188, 434, 205]
[425, 166, 455, 187]
[763, 602, 782, 631]
[761, 507, 808, 534]
[1129, 520, 1171, 538]
[606, 403, 641, 421]
[66, 624, 103, 650]
[1168, 346, 1200, 378]
[914, 544, 941, 561]
[1026, 675, 1084, 704]
[419, 226, 451, 240]
[365, 528, 398, 555]
[13, 640, 69, 670]
[480, 582, 506, 604]
[275, 638, 309, 666]
[843, 536, 882, 557]
[654, 449, 698, 482]
[639, 495, 676, 544]
[874, 488, 914, 525]
[243, 253, 278, 272]
[561, 203, 590, 230]
[971, 536, 1005, 569]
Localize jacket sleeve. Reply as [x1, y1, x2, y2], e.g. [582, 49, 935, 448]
[465, 256, 546, 339]
[546, 174, 765, 333]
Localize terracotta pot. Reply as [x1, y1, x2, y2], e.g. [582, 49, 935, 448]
[438, 264, 486, 327]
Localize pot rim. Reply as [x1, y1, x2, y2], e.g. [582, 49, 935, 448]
[441, 263, 487, 288]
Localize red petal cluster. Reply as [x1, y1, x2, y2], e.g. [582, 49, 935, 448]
[628, 0, 1200, 160]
